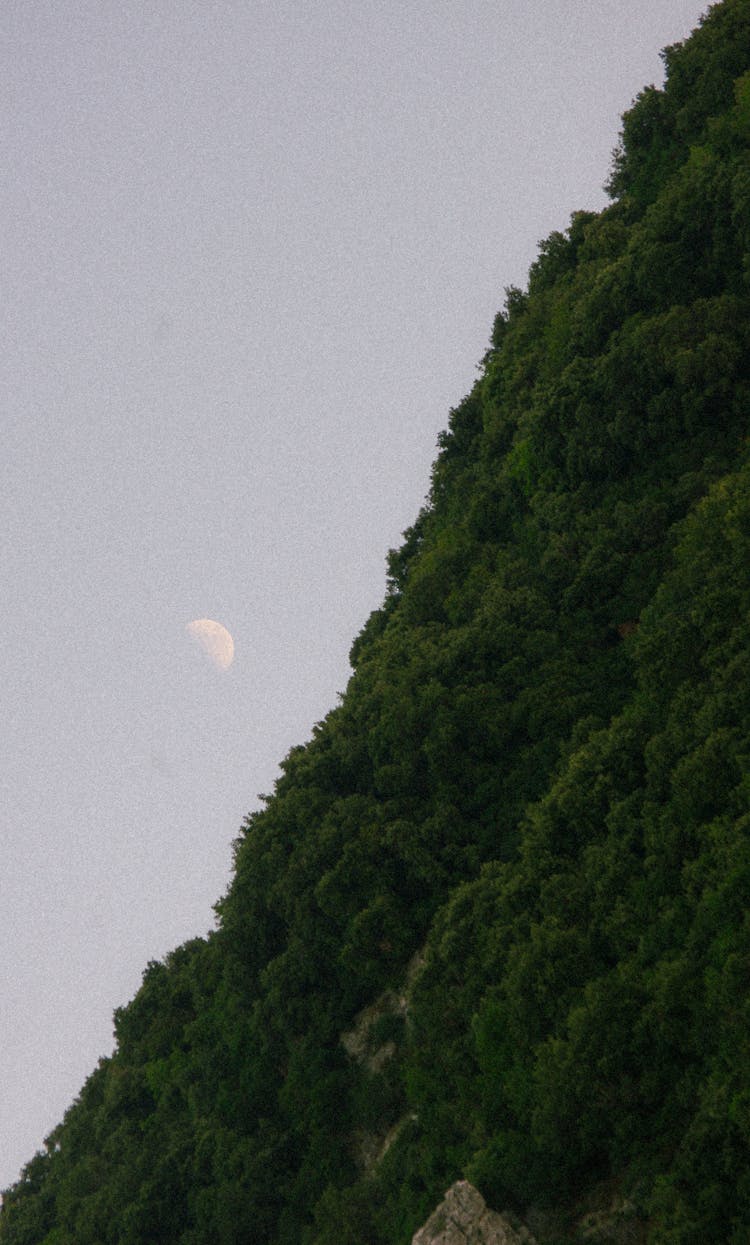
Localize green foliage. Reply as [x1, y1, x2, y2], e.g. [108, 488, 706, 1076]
[4, 4, 750, 1242]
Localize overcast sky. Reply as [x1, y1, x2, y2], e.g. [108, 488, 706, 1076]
[2, 0, 708, 1194]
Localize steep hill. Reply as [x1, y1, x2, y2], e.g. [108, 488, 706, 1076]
[4, 2, 750, 1242]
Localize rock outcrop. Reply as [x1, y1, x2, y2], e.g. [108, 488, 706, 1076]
[412, 1181, 536, 1245]
[341, 949, 426, 1173]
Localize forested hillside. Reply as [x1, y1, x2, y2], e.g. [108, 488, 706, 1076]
[4, 2, 750, 1241]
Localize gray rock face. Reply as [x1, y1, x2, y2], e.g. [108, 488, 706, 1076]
[411, 1181, 537, 1245]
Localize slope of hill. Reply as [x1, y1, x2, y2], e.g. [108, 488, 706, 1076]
[3, 2, 750, 1242]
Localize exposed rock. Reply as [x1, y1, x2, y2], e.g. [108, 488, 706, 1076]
[341, 948, 426, 1072]
[340, 988, 404, 1070]
[411, 1181, 537, 1245]
[340, 949, 427, 1173]
[351, 1112, 417, 1173]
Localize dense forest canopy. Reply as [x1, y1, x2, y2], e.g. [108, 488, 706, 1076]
[4, 2, 750, 1241]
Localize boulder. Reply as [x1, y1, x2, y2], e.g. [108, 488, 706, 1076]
[412, 1180, 536, 1245]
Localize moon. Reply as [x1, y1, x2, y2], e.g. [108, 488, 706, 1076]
[186, 618, 234, 670]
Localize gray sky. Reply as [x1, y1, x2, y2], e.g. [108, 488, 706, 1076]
[2, 0, 707, 1193]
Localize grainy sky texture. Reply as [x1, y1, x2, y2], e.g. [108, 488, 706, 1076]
[2, 0, 707, 1193]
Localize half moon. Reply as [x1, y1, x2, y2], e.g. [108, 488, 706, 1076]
[186, 618, 234, 670]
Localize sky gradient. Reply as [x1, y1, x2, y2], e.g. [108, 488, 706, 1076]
[2, 0, 707, 1193]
